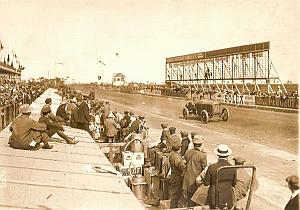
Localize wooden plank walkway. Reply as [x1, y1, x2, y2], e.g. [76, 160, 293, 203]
[0, 88, 144, 210]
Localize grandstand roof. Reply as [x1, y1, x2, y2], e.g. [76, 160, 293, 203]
[0, 61, 21, 75]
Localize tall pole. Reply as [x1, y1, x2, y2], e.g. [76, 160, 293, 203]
[98, 60, 106, 86]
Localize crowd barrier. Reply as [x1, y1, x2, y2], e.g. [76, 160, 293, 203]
[109, 86, 298, 110]
[0, 90, 45, 130]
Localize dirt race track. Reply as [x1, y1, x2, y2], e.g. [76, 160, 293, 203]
[75, 85, 298, 210]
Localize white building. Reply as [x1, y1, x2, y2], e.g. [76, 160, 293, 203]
[112, 73, 126, 86]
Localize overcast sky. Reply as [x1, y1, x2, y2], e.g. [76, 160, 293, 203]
[0, 0, 299, 83]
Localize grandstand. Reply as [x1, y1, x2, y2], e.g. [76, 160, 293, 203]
[0, 61, 22, 83]
[165, 42, 293, 95]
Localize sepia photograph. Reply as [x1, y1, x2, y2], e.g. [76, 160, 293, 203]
[0, 0, 299, 209]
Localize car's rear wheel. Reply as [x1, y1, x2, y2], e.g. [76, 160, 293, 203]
[201, 110, 209, 124]
[221, 107, 229, 121]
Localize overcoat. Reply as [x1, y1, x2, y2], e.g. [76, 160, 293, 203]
[77, 101, 91, 124]
[183, 148, 207, 194]
[9, 115, 47, 149]
[203, 159, 236, 209]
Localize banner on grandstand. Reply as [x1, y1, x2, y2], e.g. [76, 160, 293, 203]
[255, 96, 298, 109]
[215, 94, 255, 106]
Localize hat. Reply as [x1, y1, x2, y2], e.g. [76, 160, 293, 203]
[233, 156, 246, 164]
[41, 105, 51, 113]
[191, 132, 199, 138]
[161, 122, 168, 128]
[180, 130, 188, 137]
[138, 114, 145, 119]
[170, 137, 181, 148]
[108, 112, 114, 118]
[124, 110, 129, 114]
[169, 127, 176, 132]
[61, 99, 68, 105]
[214, 144, 232, 157]
[20, 104, 31, 114]
[193, 135, 204, 144]
[130, 111, 134, 116]
[286, 175, 299, 188]
[71, 97, 77, 103]
[45, 98, 52, 104]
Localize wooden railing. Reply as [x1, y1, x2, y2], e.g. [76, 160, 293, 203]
[0, 91, 45, 130]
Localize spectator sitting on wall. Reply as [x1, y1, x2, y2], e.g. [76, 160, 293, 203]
[9, 104, 53, 150]
[56, 98, 70, 123]
[39, 105, 77, 144]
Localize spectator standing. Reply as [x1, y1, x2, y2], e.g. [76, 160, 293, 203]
[183, 135, 207, 207]
[180, 130, 190, 157]
[77, 95, 92, 136]
[168, 127, 180, 152]
[203, 144, 236, 209]
[104, 113, 118, 143]
[8, 104, 53, 150]
[232, 156, 259, 209]
[285, 175, 299, 210]
[169, 137, 186, 208]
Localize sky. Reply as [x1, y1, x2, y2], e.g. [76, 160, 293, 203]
[0, 0, 299, 84]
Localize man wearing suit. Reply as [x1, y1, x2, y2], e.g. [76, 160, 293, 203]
[129, 114, 144, 134]
[169, 137, 186, 208]
[56, 99, 69, 122]
[157, 122, 170, 150]
[180, 130, 190, 157]
[285, 175, 299, 210]
[168, 127, 180, 152]
[39, 105, 77, 144]
[9, 104, 53, 150]
[183, 135, 207, 207]
[203, 144, 236, 209]
[77, 95, 92, 136]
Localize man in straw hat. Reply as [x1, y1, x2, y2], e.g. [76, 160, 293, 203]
[169, 136, 186, 208]
[203, 144, 236, 209]
[104, 112, 118, 143]
[9, 104, 53, 150]
[183, 135, 207, 207]
[285, 175, 299, 210]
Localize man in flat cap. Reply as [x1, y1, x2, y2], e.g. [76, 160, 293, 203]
[169, 136, 186, 208]
[9, 104, 53, 150]
[129, 114, 145, 134]
[203, 144, 236, 209]
[183, 135, 207, 207]
[42, 97, 64, 122]
[157, 122, 170, 150]
[168, 126, 180, 152]
[233, 156, 258, 209]
[285, 175, 299, 210]
[39, 105, 77, 144]
[180, 130, 190, 157]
